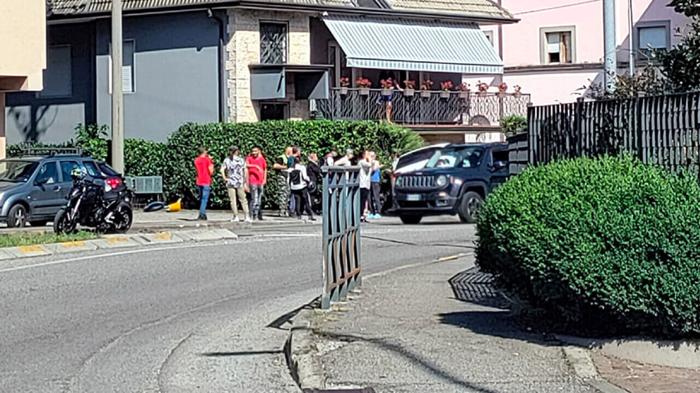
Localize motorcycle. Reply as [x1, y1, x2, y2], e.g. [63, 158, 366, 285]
[53, 168, 134, 234]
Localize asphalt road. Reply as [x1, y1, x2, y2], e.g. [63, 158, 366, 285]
[0, 217, 473, 393]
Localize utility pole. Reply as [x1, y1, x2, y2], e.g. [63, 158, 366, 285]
[603, 0, 617, 93]
[628, 0, 635, 75]
[111, 0, 124, 173]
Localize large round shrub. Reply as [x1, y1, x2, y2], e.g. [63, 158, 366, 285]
[477, 156, 700, 337]
[166, 120, 423, 208]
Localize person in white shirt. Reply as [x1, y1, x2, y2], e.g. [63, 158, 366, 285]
[288, 157, 316, 221]
[358, 151, 373, 222]
[335, 149, 354, 166]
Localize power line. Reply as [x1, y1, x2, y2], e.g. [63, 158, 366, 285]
[513, 0, 601, 16]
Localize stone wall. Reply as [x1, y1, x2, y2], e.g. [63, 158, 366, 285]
[226, 9, 311, 122]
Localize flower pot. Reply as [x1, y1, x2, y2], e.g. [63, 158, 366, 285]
[359, 87, 370, 96]
[420, 90, 432, 99]
[477, 91, 488, 97]
[459, 91, 470, 99]
[339, 87, 349, 95]
[513, 92, 521, 98]
[403, 88, 415, 97]
[440, 91, 450, 99]
[381, 89, 393, 97]
[497, 91, 506, 98]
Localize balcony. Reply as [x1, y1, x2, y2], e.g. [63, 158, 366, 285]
[315, 88, 531, 126]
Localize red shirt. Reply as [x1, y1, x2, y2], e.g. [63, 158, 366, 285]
[194, 155, 214, 186]
[246, 155, 267, 185]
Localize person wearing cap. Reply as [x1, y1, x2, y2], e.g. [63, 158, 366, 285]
[221, 146, 251, 223]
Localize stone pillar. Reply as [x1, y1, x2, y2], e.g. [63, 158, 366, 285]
[225, 9, 311, 123]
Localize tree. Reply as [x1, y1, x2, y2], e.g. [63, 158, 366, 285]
[656, 0, 700, 92]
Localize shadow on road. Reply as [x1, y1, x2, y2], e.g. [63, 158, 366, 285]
[314, 329, 501, 393]
[448, 267, 510, 309]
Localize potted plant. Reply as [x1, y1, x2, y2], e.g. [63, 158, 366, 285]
[440, 80, 454, 99]
[420, 80, 433, 98]
[356, 77, 372, 95]
[498, 82, 508, 97]
[339, 77, 350, 95]
[403, 79, 416, 97]
[477, 81, 489, 96]
[513, 84, 522, 98]
[380, 78, 395, 97]
[458, 82, 471, 99]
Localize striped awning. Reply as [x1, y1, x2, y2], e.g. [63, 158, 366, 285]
[322, 15, 503, 75]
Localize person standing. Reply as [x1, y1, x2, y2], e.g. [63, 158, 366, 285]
[220, 146, 251, 223]
[335, 149, 354, 166]
[358, 150, 373, 222]
[194, 147, 214, 221]
[273, 146, 293, 216]
[246, 146, 267, 221]
[369, 151, 383, 219]
[306, 152, 322, 214]
[324, 150, 337, 167]
[288, 156, 316, 221]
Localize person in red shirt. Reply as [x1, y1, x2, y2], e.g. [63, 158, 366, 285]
[246, 146, 268, 221]
[194, 147, 215, 220]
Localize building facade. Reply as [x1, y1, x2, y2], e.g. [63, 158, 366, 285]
[0, 0, 47, 158]
[480, 0, 690, 105]
[5, 0, 523, 147]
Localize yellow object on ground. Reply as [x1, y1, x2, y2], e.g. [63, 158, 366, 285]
[166, 199, 182, 213]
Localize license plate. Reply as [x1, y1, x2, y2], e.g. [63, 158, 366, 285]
[406, 194, 421, 201]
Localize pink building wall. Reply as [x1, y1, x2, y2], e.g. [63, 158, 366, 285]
[479, 0, 690, 105]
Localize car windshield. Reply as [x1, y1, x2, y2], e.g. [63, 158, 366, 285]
[425, 147, 484, 169]
[0, 160, 39, 182]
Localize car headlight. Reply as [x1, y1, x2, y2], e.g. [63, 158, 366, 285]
[436, 175, 448, 187]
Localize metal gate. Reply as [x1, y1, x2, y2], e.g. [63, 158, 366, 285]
[321, 166, 362, 309]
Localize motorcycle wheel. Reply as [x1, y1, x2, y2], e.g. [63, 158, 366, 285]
[113, 204, 133, 233]
[53, 208, 77, 234]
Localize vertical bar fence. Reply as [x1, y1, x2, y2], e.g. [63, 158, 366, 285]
[321, 166, 362, 309]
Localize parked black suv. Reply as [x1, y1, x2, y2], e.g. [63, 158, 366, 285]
[0, 150, 126, 228]
[390, 143, 509, 224]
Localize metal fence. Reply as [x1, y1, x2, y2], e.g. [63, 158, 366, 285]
[528, 92, 700, 175]
[316, 88, 531, 126]
[321, 166, 362, 309]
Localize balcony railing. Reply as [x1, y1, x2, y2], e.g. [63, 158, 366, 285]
[315, 88, 531, 126]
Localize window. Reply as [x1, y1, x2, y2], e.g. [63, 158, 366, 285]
[637, 22, 670, 59]
[541, 27, 575, 65]
[83, 161, 101, 178]
[109, 40, 136, 93]
[483, 31, 494, 46]
[260, 22, 288, 64]
[35, 163, 58, 185]
[260, 102, 288, 120]
[40, 45, 72, 98]
[60, 161, 81, 182]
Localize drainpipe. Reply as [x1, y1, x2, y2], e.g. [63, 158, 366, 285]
[497, 0, 504, 85]
[208, 9, 227, 122]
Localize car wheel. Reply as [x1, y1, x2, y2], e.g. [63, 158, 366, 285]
[29, 220, 49, 227]
[400, 215, 422, 225]
[7, 204, 28, 228]
[458, 191, 484, 224]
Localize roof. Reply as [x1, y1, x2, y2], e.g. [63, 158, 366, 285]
[47, 0, 514, 21]
[322, 15, 503, 74]
[386, 0, 513, 20]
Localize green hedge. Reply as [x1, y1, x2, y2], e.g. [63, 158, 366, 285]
[9, 120, 423, 209]
[476, 156, 700, 337]
[166, 120, 423, 208]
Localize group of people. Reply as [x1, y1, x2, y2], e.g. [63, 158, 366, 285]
[193, 145, 386, 222]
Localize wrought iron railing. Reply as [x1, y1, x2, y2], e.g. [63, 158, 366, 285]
[315, 88, 531, 125]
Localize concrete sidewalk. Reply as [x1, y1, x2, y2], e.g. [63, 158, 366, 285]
[304, 257, 596, 393]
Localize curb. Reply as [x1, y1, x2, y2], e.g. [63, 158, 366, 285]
[0, 228, 239, 261]
[285, 308, 326, 391]
[556, 334, 700, 370]
[561, 347, 629, 393]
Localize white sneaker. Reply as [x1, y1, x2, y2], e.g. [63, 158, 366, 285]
[244, 217, 253, 223]
[232, 216, 240, 223]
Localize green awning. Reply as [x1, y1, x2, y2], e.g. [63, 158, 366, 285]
[322, 15, 503, 74]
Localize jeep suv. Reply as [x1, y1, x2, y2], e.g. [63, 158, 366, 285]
[0, 152, 125, 228]
[391, 143, 509, 224]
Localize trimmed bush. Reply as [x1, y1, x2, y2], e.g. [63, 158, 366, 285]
[166, 120, 423, 208]
[477, 156, 700, 337]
